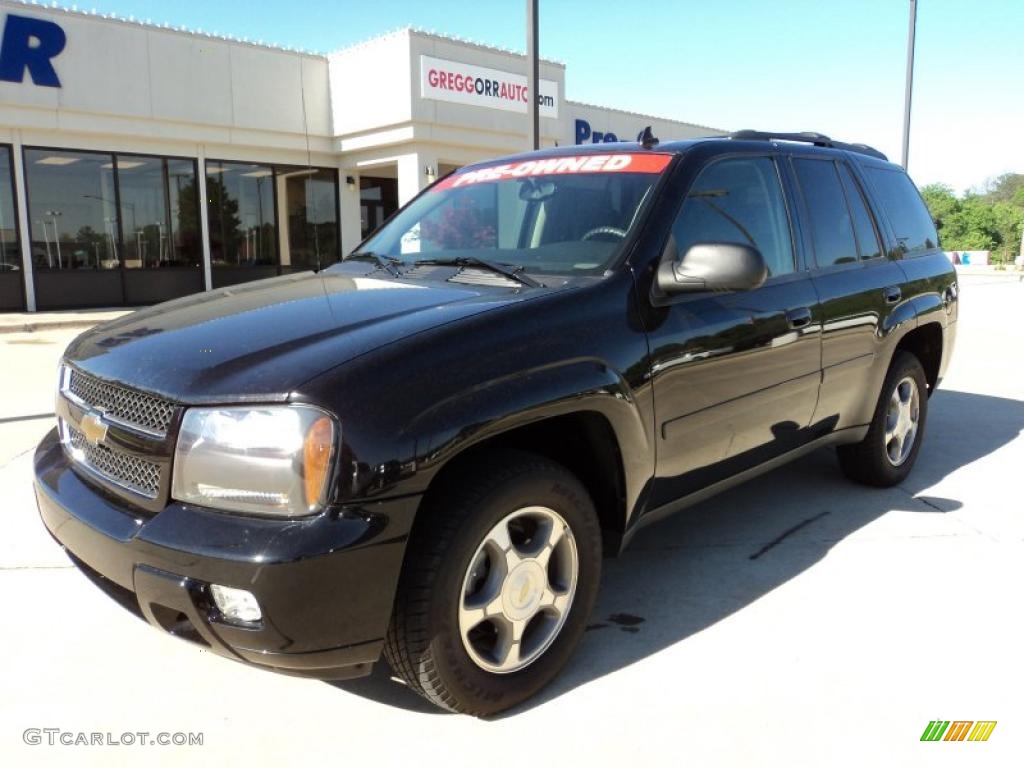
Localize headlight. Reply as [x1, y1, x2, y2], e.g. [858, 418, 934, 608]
[171, 405, 336, 517]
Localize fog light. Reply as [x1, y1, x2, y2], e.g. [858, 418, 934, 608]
[210, 584, 262, 624]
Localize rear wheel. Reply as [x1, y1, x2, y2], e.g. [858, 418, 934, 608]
[384, 451, 602, 715]
[837, 351, 928, 486]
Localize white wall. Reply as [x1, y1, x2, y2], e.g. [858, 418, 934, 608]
[0, 1, 333, 156]
[327, 31, 412, 139]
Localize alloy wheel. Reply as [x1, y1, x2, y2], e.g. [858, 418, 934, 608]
[458, 506, 578, 674]
[884, 375, 920, 467]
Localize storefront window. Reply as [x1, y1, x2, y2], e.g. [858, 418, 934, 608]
[1, 146, 23, 310]
[167, 159, 202, 267]
[23, 147, 204, 309]
[116, 155, 201, 269]
[24, 149, 119, 271]
[206, 161, 277, 269]
[279, 167, 338, 270]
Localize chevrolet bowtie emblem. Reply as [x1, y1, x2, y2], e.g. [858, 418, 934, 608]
[80, 412, 109, 446]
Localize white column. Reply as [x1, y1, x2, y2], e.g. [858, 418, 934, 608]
[11, 134, 36, 311]
[397, 150, 436, 207]
[196, 146, 213, 291]
[276, 172, 291, 266]
[339, 169, 362, 255]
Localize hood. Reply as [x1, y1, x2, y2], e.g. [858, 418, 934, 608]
[64, 265, 540, 403]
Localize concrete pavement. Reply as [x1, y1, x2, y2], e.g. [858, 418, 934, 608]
[1, 277, 1022, 767]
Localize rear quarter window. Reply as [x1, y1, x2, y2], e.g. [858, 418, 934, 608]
[862, 166, 939, 256]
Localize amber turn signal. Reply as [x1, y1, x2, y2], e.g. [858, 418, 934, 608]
[303, 416, 335, 509]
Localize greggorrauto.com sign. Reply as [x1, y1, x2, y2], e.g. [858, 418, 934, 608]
[420, 55, 558, 118]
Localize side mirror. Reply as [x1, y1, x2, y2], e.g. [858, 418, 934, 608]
[656, 242, 768, 294]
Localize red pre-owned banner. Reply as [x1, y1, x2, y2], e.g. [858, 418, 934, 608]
[433, 153, 673, 190]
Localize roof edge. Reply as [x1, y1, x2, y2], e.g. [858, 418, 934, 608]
[565, 99, 725, 134]
[330, 26, 565, 67]
[1, 0, 328, 56]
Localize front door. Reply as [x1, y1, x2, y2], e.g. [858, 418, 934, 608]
[645, 153, 822, 511]
[360, 177, 398, 240]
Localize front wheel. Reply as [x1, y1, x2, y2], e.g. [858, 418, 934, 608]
[384, 451, 602, 715]
[837, 350, 929, 487]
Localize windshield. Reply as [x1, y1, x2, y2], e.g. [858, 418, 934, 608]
[356, 153, 672, 275]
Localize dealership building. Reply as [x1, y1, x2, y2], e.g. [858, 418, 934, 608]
[0, 0, 722, 311]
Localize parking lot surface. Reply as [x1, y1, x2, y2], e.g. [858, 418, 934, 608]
[1, 274, 1021, 767]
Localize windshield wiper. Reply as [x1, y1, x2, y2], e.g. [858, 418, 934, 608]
[413, 256, 541, 288]
[346, 251, 403, 277]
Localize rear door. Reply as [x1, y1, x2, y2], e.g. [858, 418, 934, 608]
[788, 154, 909, 430]
[645, 151, 822, 510]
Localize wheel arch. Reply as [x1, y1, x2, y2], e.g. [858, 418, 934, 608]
[893, 321, 943, 394]
[404, 359, 653, 554]
[415, 410, 633, 556]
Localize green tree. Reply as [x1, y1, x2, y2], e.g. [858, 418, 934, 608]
[921, 183, 958, 221]
[921, 178, 1024, 263]
[920, 183, 959, 244]
[941, 197, 1002, 251]
[204, 176, 241, 264]
[991, 201, 1023, 263]
[982, 173, 1024, 204]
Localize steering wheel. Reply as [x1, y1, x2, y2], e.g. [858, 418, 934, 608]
[581, 226, 627, 242]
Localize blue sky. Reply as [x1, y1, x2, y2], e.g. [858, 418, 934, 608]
[74, 0, 1022, 194]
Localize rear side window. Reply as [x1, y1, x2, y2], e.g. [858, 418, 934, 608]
[837, 164, 882, 260]
[862, 166, 939, 256]
[792, 158, 859, 266]
[672, 156, 795, 277]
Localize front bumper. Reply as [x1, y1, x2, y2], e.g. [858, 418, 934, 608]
[34, 428, 418, 680]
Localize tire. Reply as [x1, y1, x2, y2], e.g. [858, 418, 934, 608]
[384, 450, 602, 716]
[837, 350, 929, 487]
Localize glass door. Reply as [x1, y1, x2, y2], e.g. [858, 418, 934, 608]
[359, 177, 398, 240]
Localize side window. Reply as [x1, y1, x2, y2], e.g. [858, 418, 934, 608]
[862, 166, 939, 256]
[792, 158, 859, 266]
[671, 156, 795, 278]
[837, 164, 882, 260]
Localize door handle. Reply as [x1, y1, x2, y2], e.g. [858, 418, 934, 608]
[786, 307, 813, 329]
[884, 286, 902, 304]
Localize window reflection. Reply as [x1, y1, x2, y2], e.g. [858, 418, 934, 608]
[206, 161, 277, 268]
[19, 148, 341, 301]
[208, 162, 339, 284]
[117, 155, 200, 269]
[1, 146, 22, 310]
[23, 149, 201, 273]
[25, 149, 119, 270]
[279, 167, 338, 270]
[1, 147, 18, 272]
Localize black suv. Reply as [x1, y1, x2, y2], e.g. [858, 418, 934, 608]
[35, 131, 957, 715]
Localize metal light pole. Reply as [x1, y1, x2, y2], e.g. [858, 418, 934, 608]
[900, 0, 918, 170]
[526, 0, 539, 150]
[46, 210, 63, 269]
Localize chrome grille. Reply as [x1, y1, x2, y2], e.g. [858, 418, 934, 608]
[67, 368, 175, 435]
[65, 423, 162, 499]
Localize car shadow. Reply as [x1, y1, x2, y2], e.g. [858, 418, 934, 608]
[329, 389, 1024, 716]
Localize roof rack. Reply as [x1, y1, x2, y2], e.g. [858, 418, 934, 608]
[728, 130, 888, 161]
